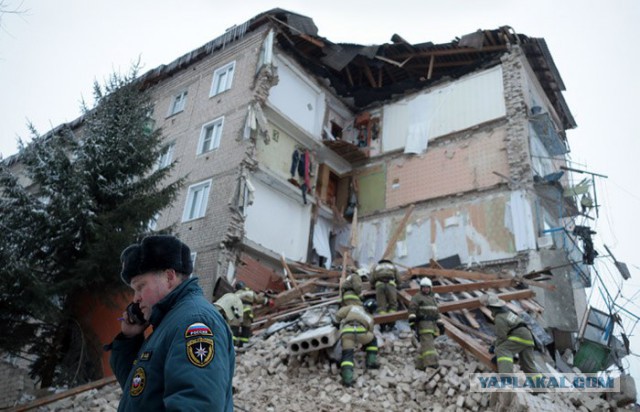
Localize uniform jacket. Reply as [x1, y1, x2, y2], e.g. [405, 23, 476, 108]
[335, 304, 374, 332]
[341, 273, 363, 304]
[110, 277, 235, 412]
[371, 262, 400, 286]
[494, 309, 534, 347]
[408, 292, 440, 321]
[236, 288, 266, 318]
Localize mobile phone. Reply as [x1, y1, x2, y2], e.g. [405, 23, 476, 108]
[126, 302, 146, 325]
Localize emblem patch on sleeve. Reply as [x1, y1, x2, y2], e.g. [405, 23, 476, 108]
[185, 322, 213, 338]
[186, 337, 215, 367]
[129, 367, 146, 396]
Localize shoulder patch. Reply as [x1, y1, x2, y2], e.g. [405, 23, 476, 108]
[187, 337, 215, 367]
[130, 367, 146, 396]
[185, 322, 213, 338]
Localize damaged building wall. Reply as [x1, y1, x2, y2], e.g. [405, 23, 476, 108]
[267, 54, 326, 137]
[381, 66, 506, 154]
[354, 192, 536, 268]
[244, 175, 311, 262]
[526, 249, 587, 333]
[144, 25, 271, 296]
[385, 126, 509, 209]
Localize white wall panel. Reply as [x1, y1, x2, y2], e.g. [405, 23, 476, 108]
[244, 179, 311, 261]
[381, 66, 506, 154]
[268, 56, 325, 137]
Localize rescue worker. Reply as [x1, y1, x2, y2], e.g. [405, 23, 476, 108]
[234, 281, 272, 347]
[214, 292, 243, 329]
[370, 259, 401, 314]
[408, 277, 445, 370]
[109, 235, 234, 411]
[485, 294, 541, 377]
[334, 298, 380, 387]
[341, 266, 363, 306]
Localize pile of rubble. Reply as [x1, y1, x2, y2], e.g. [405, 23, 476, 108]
[19, 319, 622, 411]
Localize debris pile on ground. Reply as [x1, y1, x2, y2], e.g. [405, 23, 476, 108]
[21, 321, 627, 411]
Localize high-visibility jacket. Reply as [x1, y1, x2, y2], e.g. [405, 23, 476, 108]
[335, 304, 374, 333]
[494, 310, 535, 347]
[342, 273, 363, 305]
[371, 262, 400, 287]
[409, 292, 440, 321]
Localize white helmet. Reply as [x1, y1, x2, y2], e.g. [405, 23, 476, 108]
[214, 293, 243, 326]
[419, 278, 432, 288]
[356, 268, 369, 281]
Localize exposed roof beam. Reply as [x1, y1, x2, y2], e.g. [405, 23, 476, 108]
[392, 44, 508, 59]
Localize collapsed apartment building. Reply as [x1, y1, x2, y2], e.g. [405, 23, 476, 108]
[2, 7, 636, 411]
[119, 8, 595, 364]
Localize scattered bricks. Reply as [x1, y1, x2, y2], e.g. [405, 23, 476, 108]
[456, 395, 465, 407]
[465, 395, 479, 410]
[447, 388, 456, 397]
[426, 379, 438, 394]
[339, 393, 352, 403]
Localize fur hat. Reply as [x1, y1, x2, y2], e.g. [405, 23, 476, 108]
[120, 235, 193, 285]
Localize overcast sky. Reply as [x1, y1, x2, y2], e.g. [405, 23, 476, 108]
[2, 0, 639, 385]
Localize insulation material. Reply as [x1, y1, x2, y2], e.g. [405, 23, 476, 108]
[244, 178, 311, 261]
[381, 101, 409, 152]
[404, 94, 430, 154]
[507, 191, 537, 252]
[312, 216, 332, 269]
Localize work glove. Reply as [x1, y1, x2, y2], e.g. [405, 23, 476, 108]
[488, 345, 495, 354]
[267, 298, 276, 308]
[437, 321, 445, 336]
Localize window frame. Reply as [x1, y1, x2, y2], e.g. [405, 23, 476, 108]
[168, 90, 188, 116]
[209, 61, 236, 97]
[182, 179, 212, 222]
[197, 117, 224, 155]
[156, 141, 176, 170]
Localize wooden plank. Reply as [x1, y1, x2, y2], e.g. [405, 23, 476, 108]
[253, 297, 340, 329]
[11, 375, 117, 412]
[514, 276, 556, 291]
[340, 207, 358, 295]
[281, 254, 305, 302]
[272, 278, 317, 308]
[445, 316, 494, 344]
[441, 318, 496, 371]
[381, 204, 415, 260]
[439, 290, 533, 313]
[408, 268, 499, 282]
[438, 278, 480, 329]
[399, 279, 514, 295]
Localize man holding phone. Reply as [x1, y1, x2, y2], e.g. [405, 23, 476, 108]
[108, 235, 234, 411]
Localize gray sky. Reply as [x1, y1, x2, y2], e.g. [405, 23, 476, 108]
[2, 0, 639, 384]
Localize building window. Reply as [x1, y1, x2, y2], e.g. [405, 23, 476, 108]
[210, 62, 235, 96]
[156, 142, 175, 170]
[182, 179, 212, 222]
[169, 90, 188, 116]
[198, 117, 224, 154]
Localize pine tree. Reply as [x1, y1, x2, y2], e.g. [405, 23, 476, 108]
[0, 66, 183, 386]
